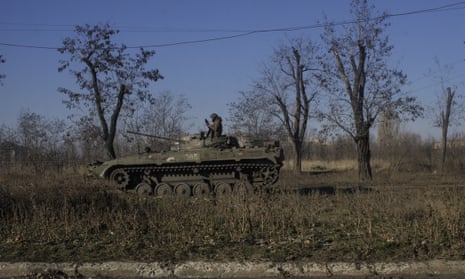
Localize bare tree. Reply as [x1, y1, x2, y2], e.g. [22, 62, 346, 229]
[438, 87, 455, 167]
[318, 0, 422, 180]
[18, 111, 48, 155]
[0, 124, 19, 169]
[0, 124, 16, 143]
[251, 38, 319, 174]
[228, 89, 286, 140]
[428, 58, 464, 169]
[123, 91, 191, 152]
[143, 91, 191, 138]
[377, 104, 401, 167]
[17, 111, 67, 171]
[58, 24, 163, 159]
[72, 116, 106, 162]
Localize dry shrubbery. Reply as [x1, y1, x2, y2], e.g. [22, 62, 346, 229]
[1, 167, 465, 263]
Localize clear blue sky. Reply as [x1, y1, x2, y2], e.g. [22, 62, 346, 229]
[1, 0, 464, 139]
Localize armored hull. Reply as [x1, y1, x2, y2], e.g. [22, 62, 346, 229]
[90, 134, 284, 196]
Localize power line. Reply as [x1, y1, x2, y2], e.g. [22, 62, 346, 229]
[134, 2, 465, 49]
[0, 42, 57, 50]
[388, 1, 465, 17]
[0, 1, 464, 50]
[1, 2, 464, 34]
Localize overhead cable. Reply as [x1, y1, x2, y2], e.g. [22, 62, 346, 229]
[0, 1, 464, 50]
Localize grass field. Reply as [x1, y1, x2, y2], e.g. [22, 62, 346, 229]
[1, 163, 465, 263]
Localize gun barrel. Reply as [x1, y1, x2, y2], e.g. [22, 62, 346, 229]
[127, 131, 185, 143]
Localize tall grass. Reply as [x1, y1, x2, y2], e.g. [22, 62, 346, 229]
[1, 168, 465, 262]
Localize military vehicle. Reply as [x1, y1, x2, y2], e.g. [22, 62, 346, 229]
[89, 131, 284, 196]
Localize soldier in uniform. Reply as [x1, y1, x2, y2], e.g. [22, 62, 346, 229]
[205, 113, 223, 139]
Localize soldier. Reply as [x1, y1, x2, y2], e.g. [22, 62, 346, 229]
[205, 113, 223, 139]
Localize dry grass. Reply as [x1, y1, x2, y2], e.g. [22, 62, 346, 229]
[283, 159, 358, 172]
[1, 164, 465, 263]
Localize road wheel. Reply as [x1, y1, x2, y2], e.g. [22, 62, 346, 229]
[136, 182, 153, 196]
[174, 183, 191, 197]
[154, 183, 173, 196]
[235, 178, 254, 194]
[193, 182, 210, 196]
[214, 181, 232, 196]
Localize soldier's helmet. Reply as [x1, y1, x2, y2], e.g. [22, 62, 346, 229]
[210, 113, 218, 119]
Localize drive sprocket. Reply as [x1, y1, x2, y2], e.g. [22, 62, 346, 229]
[109, 168, 130, 190]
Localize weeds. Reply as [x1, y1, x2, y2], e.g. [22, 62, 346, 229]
[1, 169, 465, 262]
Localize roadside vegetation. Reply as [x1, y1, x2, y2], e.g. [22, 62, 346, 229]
[0, 0, 464, 266]
[1, 159, 465, 263]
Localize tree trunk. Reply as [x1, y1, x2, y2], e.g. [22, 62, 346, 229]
[440, 87, 454, 170]
[105, 139, 116, 159]
[356, 134, 372, 180]
[292, 139, 303, 174]
[101, 84, 126, 160]
[441, 124, 448, 169]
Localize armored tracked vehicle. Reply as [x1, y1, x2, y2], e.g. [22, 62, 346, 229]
[89, 132, 284, 196]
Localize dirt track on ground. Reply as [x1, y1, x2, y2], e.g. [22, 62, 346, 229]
[2, 260, 465, 278]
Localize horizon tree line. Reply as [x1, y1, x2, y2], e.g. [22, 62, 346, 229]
[1, 0, 464, 180]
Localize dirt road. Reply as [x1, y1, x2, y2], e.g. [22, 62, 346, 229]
[1, 260, 465, 278]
